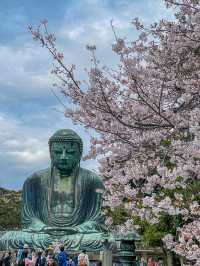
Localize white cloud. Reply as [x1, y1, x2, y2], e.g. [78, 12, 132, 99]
[0, 113, 49, 163]
[56, 0, 173, 76]
[7, 150, 49, 164]
[0, 44, 53, 97]
[59, 0, 172, 46]
[65, 26, 85, 40]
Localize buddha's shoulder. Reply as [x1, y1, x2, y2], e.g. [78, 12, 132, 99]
[80, 167, 103, 186]
[80, 167, 99, 178]
[24, 168, 50, 184]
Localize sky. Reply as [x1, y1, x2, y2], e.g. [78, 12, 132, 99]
[0, 0, 173, 190]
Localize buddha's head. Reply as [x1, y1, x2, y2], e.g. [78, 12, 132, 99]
[49, 129, 83, 175]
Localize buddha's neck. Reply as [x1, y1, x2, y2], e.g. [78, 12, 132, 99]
[58, 175, 75, 193]
[56, 169, 77, 193]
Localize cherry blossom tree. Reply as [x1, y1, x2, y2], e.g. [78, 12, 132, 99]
[29, 0, 200, 264]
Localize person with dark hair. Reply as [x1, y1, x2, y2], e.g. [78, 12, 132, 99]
[72, 254, 78, 266]
[78, 250, 89, 266]
[17, 248, 25, 266]
[24, 250, 36, 266]
[139, 256, 147, 266]
[46, 256, 57, 266]
[68, 257, 75, 266]
[0, 253, 5, 266]
[16, 246, 24, 265]
[3, 252, 12, 266]
[35, 250, 46, 266]
[23, 245, 29, 256]
[58, 247, 67, 266]
[44, 250, 48, 258]
[155, 258, 163, 266]
[147, 257, 155, 266]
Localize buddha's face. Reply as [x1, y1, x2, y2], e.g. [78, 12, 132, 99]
[50, 141, 81, 174]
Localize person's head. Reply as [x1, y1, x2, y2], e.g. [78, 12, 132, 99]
[24, 251, 29, 258]
[59, 246, 65, 252]
[19, 244, 23, 250]
[48, 257, 54, 266]
[37, 250, 42, 257]
[141, 256, 145, 262]
[23, 244, 29, 253]
[42, 251, 46, 257]
[148, 257, 152, 262]
[82, 250, 86, 254]
[49, 129, 83, 175]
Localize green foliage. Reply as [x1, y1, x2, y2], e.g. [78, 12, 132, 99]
[108, 206, 129, 225]
[141, 224, 164, 247]
[132, 218, 164, 248]
[132, 214, 184, 248]
[0, 187, 21, 230]
[160, 138, 171, 147]
[163, 157, 176, 170]
[161, 179, 200, 206]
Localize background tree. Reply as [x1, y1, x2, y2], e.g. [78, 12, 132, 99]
[0, 187, 21, 231]
[30, 0, 200, 264]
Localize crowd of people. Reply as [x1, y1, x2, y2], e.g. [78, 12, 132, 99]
[0, 245, 165, 266]
[136, 256, 163, 266]
[0, 245, 89, 266]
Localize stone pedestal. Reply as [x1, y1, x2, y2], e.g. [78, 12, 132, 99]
[112, 239, 137, 266]
[113, 252, 136, 266]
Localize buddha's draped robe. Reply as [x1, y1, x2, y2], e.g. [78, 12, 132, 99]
[0, 167, 107, 250]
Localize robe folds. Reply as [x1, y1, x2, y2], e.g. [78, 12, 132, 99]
[0, 167, 108, 250]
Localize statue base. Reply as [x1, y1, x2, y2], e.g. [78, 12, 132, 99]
[113, 251, 136, 266]
[112, 234, 138, 266]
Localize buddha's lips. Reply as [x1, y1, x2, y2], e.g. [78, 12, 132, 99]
[58, 161, 71, 165]
[59, 159, 74, 163]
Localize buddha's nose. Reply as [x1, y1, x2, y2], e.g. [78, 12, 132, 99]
[61, 149, 67, 159]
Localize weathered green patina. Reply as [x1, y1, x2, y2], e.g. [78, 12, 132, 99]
[0, 129, 108, 250]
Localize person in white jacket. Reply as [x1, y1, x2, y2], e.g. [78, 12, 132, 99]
[78, 250, 89, 266]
